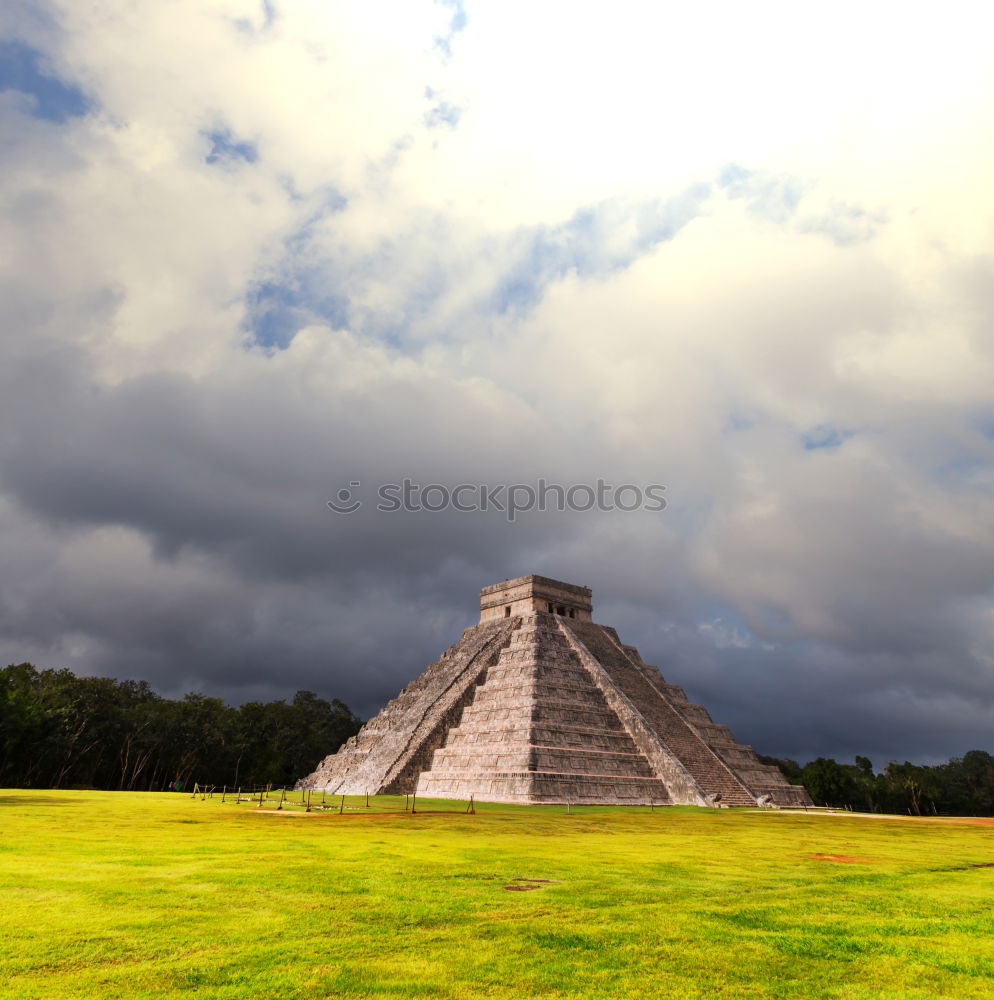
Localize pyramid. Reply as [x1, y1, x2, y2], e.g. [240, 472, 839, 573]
[300, 575, 811, 807]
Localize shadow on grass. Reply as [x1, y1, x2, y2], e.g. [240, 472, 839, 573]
[0, 795, 78, 806]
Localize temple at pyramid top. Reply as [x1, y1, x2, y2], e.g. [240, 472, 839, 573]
[300, 575, 811, 808]
[480, 574, 592, 622]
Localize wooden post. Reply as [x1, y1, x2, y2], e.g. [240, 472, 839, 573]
[221, 786, 227, 803]
[258, 787, 264, 808]
[365, 790, 369, 808]
[236, 787, 242, 804]
[191, 782, 198, 798]
[411, 791, 417, 814]
[278, 787, 286, 810]
[405, 794, 409, 812]
[339, 794, 345, 814]
[321, 789, 326, 806]
[306, 789, 312, 813]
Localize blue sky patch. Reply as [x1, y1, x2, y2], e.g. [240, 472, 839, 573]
[244, 278, 350, 351]
[0, 39, 91, 122]
[802, 425, 855, 450]
[242, 189, 351, 350]
[492, 186, 711, 314]
[204, 128, 258, 166]
[719, 162, 808, 225]
[232, 1, 278, 35]
[434, 0, 467, 57]
[424, 100, 461, 130]
[723, 412, 756, 434]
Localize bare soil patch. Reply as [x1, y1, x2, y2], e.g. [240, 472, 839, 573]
[503, 877, 558, 891]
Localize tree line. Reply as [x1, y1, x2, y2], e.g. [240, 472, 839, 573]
[0, 663, 362, 791]
[761, 752, 994, 816]
[6, 660, 993, 813]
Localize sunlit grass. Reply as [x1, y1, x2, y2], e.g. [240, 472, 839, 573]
[2, 790, 993, 998]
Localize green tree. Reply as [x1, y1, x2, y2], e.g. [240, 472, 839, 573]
[0, 663, 360, 791]
[800, 758, 860, 808]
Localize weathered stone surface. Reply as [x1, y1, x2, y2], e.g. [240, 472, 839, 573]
[299, 620, 514, 795]
[298, 575, 812, 807]
[479, 575, 592, 623]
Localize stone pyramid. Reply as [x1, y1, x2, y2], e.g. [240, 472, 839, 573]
[300, 575, 811, 807]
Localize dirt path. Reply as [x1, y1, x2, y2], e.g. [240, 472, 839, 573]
[770, 809, 994, 827]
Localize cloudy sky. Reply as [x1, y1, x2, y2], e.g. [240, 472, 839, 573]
[2, 0, 994, 765]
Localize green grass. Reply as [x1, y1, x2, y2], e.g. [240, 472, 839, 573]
[2, 791, 994, 998]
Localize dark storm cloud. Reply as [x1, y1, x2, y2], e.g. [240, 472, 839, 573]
[3, 1, 994, 770]
[644, 624, 994, 766]
[0, 321, 676, 719]
[0, 336, 556, 583]
[3, 278, 993, 758]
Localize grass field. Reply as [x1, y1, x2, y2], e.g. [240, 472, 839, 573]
[2, 790, 994, 999]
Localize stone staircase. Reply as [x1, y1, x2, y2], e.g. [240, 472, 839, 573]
[623, 645, 813, 807]
[563, 620, 759, 807]
[416, 614, 671, 804]
[298, 619, 514, 794]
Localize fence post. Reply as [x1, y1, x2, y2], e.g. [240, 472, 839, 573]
[191, 782, 198, 799]
[306, 789, 312, 813]
[411, 791, 417, 814]
[366, 790, 369, 809]
[340, 794, 345, 814]
[278, 787, 286, 811]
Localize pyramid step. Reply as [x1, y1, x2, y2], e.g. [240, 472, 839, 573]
[427, 744, 656, 779]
